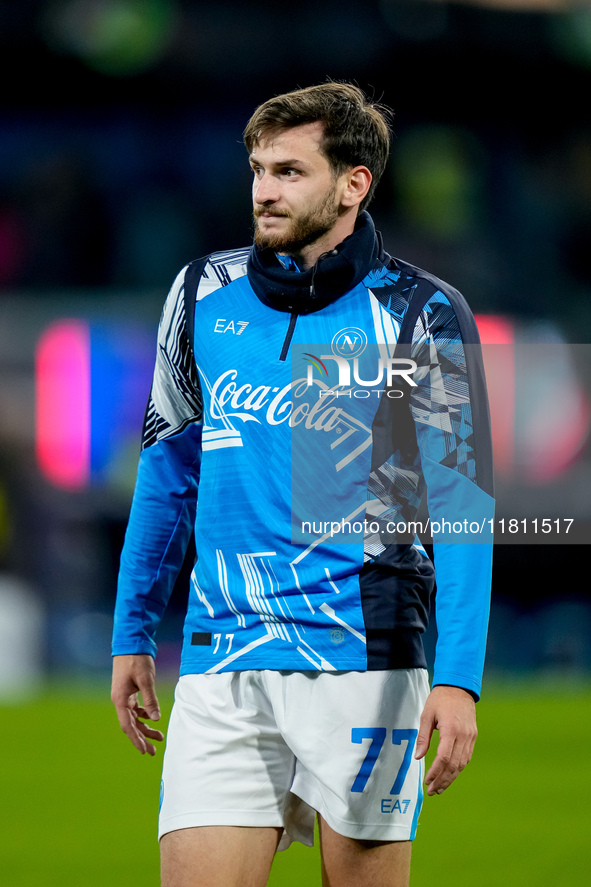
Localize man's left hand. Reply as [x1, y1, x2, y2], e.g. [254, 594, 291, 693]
[414, 685, 477, 796]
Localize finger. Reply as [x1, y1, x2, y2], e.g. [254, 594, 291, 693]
[424, 735, 456, 794]
[427, 761, 463, 795]
[130, 706, 164, 747]
[140, 738, 158, 757]
[137, 721, 165, 742]
[447, 723, 477, 774]
[136, 705, 161, 722]
[137, 675, 161, 722]
[425, 733, 474, 794]
[414, 713, 434, 760]
[116, 702, 161, 755]
[117, 706, 151, 755]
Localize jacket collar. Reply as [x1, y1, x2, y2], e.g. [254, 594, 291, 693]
[246, 211, 383, 314]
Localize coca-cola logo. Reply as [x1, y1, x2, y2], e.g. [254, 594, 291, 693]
[209, 370, 342, 430]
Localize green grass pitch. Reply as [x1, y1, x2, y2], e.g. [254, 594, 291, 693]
[2, 678, 590, 885]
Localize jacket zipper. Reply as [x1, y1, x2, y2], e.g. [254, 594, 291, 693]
[279, 311, 298, 361]
[277, 248, 336, 361]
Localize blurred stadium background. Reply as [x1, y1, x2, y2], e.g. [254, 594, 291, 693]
[0, 1, 590, 884]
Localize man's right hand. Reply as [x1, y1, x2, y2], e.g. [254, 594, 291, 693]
[111, 654, 164, 755]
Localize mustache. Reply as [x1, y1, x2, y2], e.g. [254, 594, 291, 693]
[253, 208, 290, 218]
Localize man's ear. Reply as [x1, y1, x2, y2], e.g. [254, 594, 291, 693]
[340, 166, 372, 209]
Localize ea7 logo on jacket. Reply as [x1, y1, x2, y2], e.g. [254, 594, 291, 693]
[214, 319, 249, 335]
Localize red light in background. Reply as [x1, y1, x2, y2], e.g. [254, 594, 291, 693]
[474, 315, 590, 482]
[35, 320, 90, 489]
[475, 314, 515, 478]
[474, 314, 514, 346]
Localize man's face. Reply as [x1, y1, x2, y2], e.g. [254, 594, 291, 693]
[250, 122, 344, 255]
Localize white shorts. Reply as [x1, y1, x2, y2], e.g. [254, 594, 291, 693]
[159, 668, 430, 848]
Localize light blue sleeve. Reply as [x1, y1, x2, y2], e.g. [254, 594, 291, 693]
[422, 458, 494, 699]
[112, 267, 203, 658]
[111, 426, 201, 657]
[410, 291, 494, 700]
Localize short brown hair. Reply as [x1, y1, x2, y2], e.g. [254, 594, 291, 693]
[243, 82, 392, 212]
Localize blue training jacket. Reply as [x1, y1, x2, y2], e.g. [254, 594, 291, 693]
[112, 212, 494, 699]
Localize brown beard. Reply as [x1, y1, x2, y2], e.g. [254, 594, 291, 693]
[253, 183, 339, 254]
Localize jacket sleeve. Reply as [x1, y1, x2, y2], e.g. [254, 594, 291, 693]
[111, 267, 203, 658]
[409, 286, 494, 700]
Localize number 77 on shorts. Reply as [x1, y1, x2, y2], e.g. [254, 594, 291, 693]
[351, 728, 419, 814]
